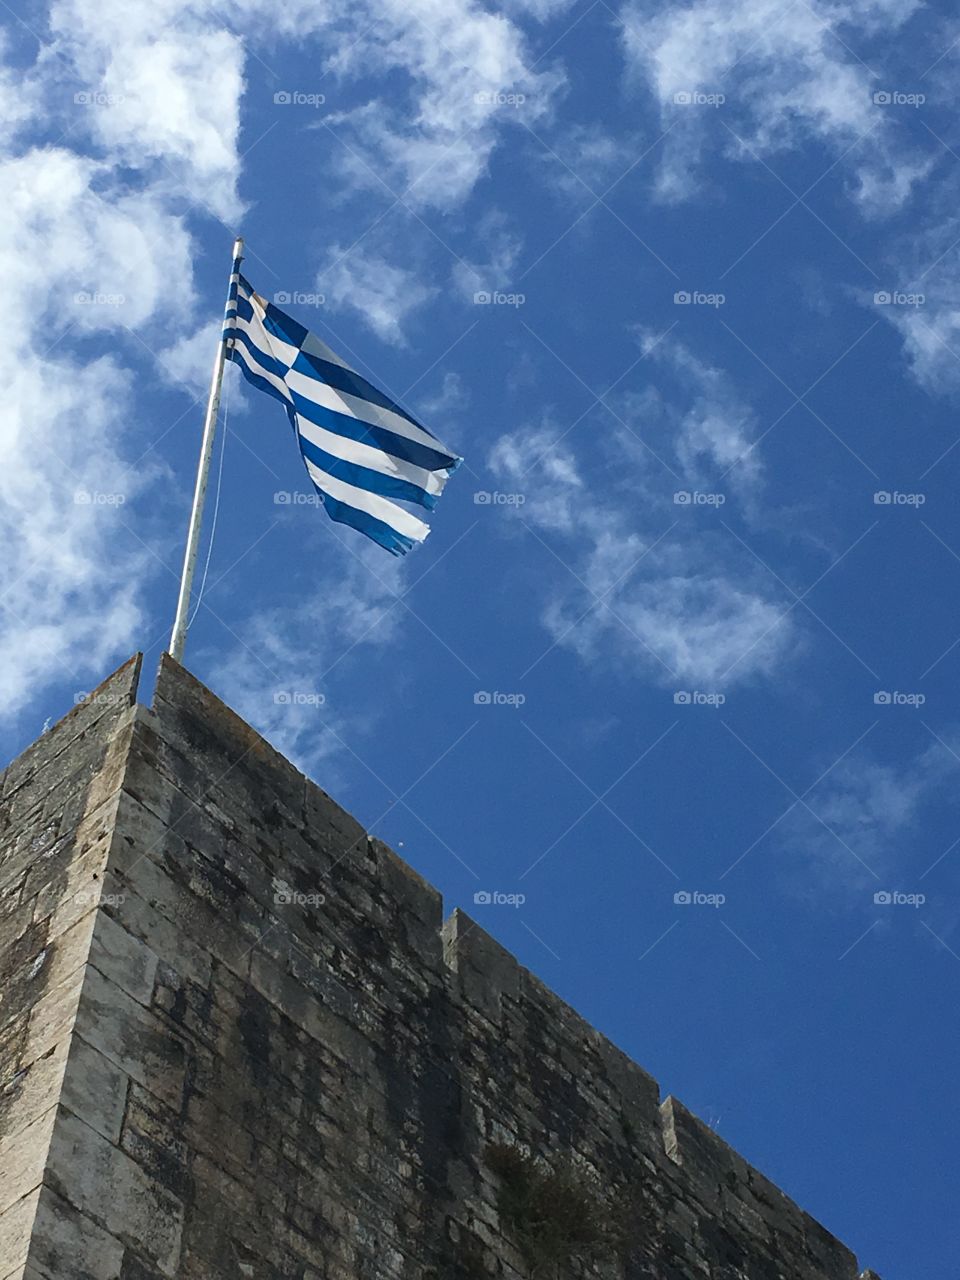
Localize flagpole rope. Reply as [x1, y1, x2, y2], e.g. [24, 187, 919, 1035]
[186, 360, 231, 629]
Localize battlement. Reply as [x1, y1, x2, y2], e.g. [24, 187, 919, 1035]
[0, 655, 881, 1279]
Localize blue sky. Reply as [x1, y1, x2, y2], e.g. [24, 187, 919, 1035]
[4, 0, 960, 1274]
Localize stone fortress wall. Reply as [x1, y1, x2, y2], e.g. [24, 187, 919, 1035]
[0, 655, 882, 1280]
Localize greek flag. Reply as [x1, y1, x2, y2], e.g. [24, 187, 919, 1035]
[225, 273, 462, 555]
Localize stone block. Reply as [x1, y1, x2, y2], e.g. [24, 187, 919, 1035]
[0, 1105, 57, 1215]
[45, 1109, 183, 1275]
[24, 1186, 125, 1280]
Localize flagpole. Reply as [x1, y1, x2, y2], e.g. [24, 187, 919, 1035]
[168, 235, 244, 663]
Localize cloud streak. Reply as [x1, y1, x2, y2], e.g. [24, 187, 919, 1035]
[488, 335, 797, 686]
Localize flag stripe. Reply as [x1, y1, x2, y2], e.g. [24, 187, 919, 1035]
[243, 279, 430, 433]
[228, 339, 293, 408]
[229, 318, 456, 476]
[234, 293, 302, 367]
[287, 364, 456, 461]
[288, 388, 457, 476]
[302, 456, 431, 551]
[232, 290, 457, 465]
[223, 270, 461, 554]
[298, 432, 439, 510]
[228, 326, 294, 395]
[296, 416, 444, 502]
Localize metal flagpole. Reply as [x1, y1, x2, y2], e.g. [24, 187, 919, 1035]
[168, 235, 244, 663]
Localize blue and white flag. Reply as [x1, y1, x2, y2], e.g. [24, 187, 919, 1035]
[225, 272, 462, 555]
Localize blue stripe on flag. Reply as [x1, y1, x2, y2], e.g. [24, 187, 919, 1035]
[290, 348, 429, 436]
[307, 486, 418, 556]
[225, 273, 462, 555]
[298, 432, 438, 511]
[235, 277, 436, 440]
[289, 390, 457, 475]
[226, 343, 292, 411]
[229, 321, 294, 381]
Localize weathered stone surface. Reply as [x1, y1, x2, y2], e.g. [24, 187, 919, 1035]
[59, 1037, 128, 1144]
[45, 1108, 183, 1275]
[0, 1187, 40, 1280]
[0, 654, 881, 1280]
[0, 1107, 58, 1216]
[22, 1184, 125, 1280]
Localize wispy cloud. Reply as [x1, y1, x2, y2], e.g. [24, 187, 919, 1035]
[776, 730, 960, 893]
[307, 0, 563, 211]
[870, 204, 960, 398]
[622, 0, 932, 212]
[321, 246, 438, 345]
[488, 334, 797, 686]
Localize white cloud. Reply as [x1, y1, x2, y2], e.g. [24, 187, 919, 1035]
[777, 732, 960, 891]
[451, 212, 524, 299]
[0, 348, 150, 716]
[415, 372, 470, 453]
[869, 209, 960, 397]
[317, 0, 562, 209]
[488, 340, 796, 686]
[630, 331, 762, 492]
[159, 319, 222, 400]
[0, 145, 195, 717]
[622, 0, 931, 212]
[539, 122, 643, 201]
[46, 0, 245, 220]
[545, 554, 790, 685]
[321, 246, 438, 346]
[42, 0, 560, 221]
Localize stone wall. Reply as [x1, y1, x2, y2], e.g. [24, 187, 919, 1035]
[0, 656, 142, 1279]
[0, 655, 881, 1280]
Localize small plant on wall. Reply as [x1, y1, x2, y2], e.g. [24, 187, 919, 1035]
[485, 1143, 636, 1278]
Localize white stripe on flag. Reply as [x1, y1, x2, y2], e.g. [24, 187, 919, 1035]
[230, 338, 294, 404]
[285, 369, 443, 452]
[296, 417, 446, 497]
[302, 457, 431, 543]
